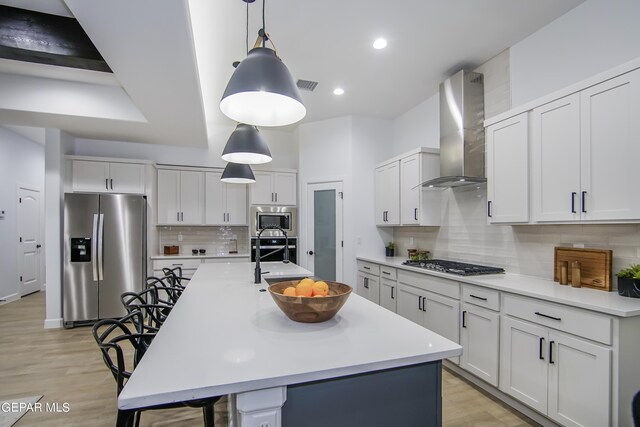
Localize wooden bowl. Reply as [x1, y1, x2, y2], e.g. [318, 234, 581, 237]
[268, 280, 352, 323]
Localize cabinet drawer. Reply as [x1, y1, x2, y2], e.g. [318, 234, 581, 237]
[357, 261, 380, 276]
[153, 258, 202, 271]
[379, 266, 397, 280]
[462, 285, 500, 311]
[397, 270, 459, 299]
[503, 294, 612, 345]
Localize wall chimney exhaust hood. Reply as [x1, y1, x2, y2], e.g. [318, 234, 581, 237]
[420, 70, 485, 188]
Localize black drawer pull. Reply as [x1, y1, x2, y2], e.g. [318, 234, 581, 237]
[391, 287, 395, 299]
[382, 271, 391, 275]
[571, 192, 576, 213]
[422, 297, 426, 312]
[539, 337, 545, 360]
[418, 295, 422, 311]
[549, 340, 555, 364]
[581, 191, 587, 213]
[462, 311, 467, 328]
[487, 200, 492, 217]
[363, 266, 370, 270]
[364, 277, 369, 289]
[535, 311, 561, 321]
[470, 294, 488, 301]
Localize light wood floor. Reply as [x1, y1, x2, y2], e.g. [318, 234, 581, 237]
[1, 292, 537, 426]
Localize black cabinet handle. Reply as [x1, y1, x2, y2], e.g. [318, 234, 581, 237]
[307, 250, 314, 255]
[36, 244, 42, 248]
[422, 297, 427, 312]
[462, 311, 467, 328]
[418, 295, 422, 311]
[470, 294, 488, 301]
[364, 277, 369, 289]
[414, 208, 418, 221]
[110, 178, 113, 190]
[275, 193, 278, 203]
[535, 311, 561, 321]
[106, 178, 109, 190]
[391, 287, 394, 299]
[571, 192, 576, 213]
[382, 271, 391, 275]
[539, 337, 545, 360]
[363, 266, 370, 270]
[581, 191, 587, 213]
[487, 200, 492, 218]
[549, 340, 555, 364]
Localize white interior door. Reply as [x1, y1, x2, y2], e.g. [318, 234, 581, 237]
[305, 181, 343, 281]
[18, 187, 42, 296]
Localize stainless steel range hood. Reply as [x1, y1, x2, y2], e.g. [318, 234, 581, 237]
[421, 70, 485, 188]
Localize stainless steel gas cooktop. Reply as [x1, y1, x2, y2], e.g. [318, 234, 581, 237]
[402, 259, 505, 276]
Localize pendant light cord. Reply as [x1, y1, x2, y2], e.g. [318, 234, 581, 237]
[246, 0, 249, 54]
[262, 0, 266, 47]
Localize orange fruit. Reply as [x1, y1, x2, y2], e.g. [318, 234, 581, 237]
[298, 278, 314, 287]
[312, 281, 329, 297]
[295, 281, 313, 297]
[283, 287, 296, 297]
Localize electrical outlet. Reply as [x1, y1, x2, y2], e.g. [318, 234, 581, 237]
[178, 233, 183, 242]
[573, 243, 585, 248]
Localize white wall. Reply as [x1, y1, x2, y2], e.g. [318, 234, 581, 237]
[72, 127, 298, 170]
[510, 0, 640, 106]
[392, 94, 439, 156]
[0, 128, 45, 302]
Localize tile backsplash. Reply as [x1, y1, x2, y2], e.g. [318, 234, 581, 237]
[393, 186, 640, 283]
[158, 226, 249, 256]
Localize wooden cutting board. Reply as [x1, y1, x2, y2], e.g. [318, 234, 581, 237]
[554, 247, 612, 291]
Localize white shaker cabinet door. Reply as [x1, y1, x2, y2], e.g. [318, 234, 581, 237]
[273, 172, 296, 205]
[547, 331, 611, 427]
[531, 94, 581, 222]
[205, 172, 225, 225]
[250, 171, 274, 205]
[157, 169, 180, 224]
[379, 278, 397, 313]
[423, 290, 460, 364]
[225, 181, 248, 225]
[500, 316, 548, 415]
[109, 163, 145, 194]
[486, 113, 529, 223]
[356, 272, 379, 305]
[396, 284, 424, 326]
[460, 303, 500, 386]
[580, 68, 640, 221]
[179, 171, 204, 225]
[72, 160, 110, 193]
[400, 154, 420, 225]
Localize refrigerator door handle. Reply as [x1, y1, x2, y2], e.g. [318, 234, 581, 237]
[97, 213, 105, 280]
[92, 214, 99, 281]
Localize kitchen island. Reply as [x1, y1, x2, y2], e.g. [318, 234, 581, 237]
[118, 261, 461, 427]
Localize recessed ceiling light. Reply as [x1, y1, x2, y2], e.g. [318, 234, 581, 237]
[373, 38, 387, 50]
[333, 88, 345, 96]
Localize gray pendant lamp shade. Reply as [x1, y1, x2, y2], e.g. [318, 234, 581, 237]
[221, 162, 256, 184]
[220, 47, 306, 127]
[222, 123, 272, 164]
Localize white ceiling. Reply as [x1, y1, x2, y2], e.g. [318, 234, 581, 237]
[0, 0, 583, 148]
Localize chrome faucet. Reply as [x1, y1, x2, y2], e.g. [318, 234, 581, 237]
[254, 225, 289, 284]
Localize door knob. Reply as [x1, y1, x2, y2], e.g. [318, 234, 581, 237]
[307, 250, 314, 255]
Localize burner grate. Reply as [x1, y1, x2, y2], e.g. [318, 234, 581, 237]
[402, 259, 504, 276]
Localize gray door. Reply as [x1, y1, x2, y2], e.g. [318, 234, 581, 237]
[99, 194, 146, 319]
[63, 193, 100, 324]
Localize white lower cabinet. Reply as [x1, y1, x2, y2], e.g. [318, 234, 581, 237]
[460, 303, 499, 387]
[500, 315, 611, 427]
[379, 278, 397, 312]
[356, 271, 379, 304]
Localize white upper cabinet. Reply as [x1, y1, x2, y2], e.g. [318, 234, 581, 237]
[580, 68, 640, 221]
[375, 161, 400, 226]
[400, 151, 440, 226]
[205, 172, 247, 226]
[530, 68, 640, 223]
[157, 169, 204, 225]
[250, 171, 296, 206]
[486, 113, 529, 223]
[73, 160, 145, 194]
[531, 94, 581, 222]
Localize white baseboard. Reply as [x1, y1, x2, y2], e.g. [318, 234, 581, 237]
[0, 293, 20, 305]
[443, 361, 559, 427]
[44, 318, 63, 329]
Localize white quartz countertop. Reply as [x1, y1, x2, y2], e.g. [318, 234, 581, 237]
[357, 256, 640, 317]
[151, 253, 250, 260]
[118, 261, 461, 410]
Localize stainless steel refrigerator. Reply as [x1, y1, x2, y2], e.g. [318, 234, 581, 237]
[63, 193, 146, 328]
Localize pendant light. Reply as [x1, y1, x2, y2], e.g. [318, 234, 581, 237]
[221, 162, 256, 184]
[220, 0, 305, 127]
[222, 123, 272, 164]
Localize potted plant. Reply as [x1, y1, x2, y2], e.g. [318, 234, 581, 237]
[385, 242, 396, 257]
[616, 264, 640, 298]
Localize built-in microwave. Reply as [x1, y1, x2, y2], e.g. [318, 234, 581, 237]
[250, 206, 297, 237]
